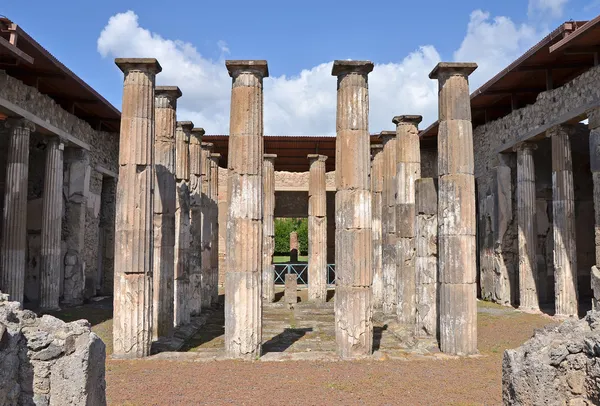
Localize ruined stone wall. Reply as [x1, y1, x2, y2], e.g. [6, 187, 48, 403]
[420, 147, 437, 178]
[274, 170, 335, 191]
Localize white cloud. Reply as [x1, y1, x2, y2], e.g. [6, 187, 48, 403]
[528, 0, 570, 18]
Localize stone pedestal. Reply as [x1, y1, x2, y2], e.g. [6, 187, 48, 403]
[262, 154, 277, 302]
[113, 58, 162, 358]
[430, 62, 478, 355]
[550, 125, 578, 317]
[394, 115, 423, 325]
[285, 273, 297, 309]
[174, 121, 193, 327]
[515, 142, 540, 312]
[588, 109, 600, 311]
[209, 153, 221, 305]
[1, 119, 34, 305]
[200, 142, 214, 309]
[332, 60, 374, 359]
[224, 60, 268, 359]
[189, 127, 205, 316]
[290, 231, 299, 263]
[381, 131, 397, 315]
[308, 154, 328, 302]
[152, 86, 181, 339]
[40, 137, 64, 310]
[370, 145, 384, 308]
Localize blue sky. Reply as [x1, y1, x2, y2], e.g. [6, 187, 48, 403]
[1, 0, 598, 134]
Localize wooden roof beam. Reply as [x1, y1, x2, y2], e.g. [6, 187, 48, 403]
[0, 36, 33, 65]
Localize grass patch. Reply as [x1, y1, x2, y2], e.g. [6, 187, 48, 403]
[273, 255, 308, 263]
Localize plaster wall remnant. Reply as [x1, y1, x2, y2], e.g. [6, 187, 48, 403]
[380, 130, 397, 315]
[209, 153, 221, 305]
[308, 154, 328, 302]
[430, 62, 478, 356]
[200, 142, 214, 309]
[262, 154, 277, 302]
[332, 60, 374, 359]
[188, 127, 204, 316]
[370, 145, 384, 308]
[224, 59, 268, 359]
[112, 58, 161, 358]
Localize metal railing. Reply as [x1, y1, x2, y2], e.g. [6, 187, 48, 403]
[274, 264, 336, 285]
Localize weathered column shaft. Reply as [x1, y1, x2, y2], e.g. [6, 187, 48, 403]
[189, 128, 204, 316]
[332, 60, 374, 359]
[1, 119, 33, 305]
[550, 125, 578, 317]
[113, 58, 161, 358]
[430, 62, 478, 356]
[40, 137, 64, 310]
[588, 109, 600, 310]
[394, 115, 423, 325]
[224, 60, 268, 359]
[415, 178, 438, 338]
[262, 154, 277, 302]
[515, 143, 539, 312]
[152, 86, 180, 339]
[308, 154, 328, 302]
[174, 121, 193, 327]
[371, 145, 384, 308]
[290, 231, 299, 262]
[200, 142, 213, 309]
[209, 153, 221, 305]
[381, 131, 397, 315]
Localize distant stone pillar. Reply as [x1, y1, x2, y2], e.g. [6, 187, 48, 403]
[394, 115, 422, 325]
[549, 125, 578, 317]
[370, 145, 384, 308]
[588, 109, 600, 310]
[1, 119, 34, 305]
[262, 154, 277, 302]
[209, 153, 221, 305]
[39, 137, 64, 310]
[152, 86, 181, 339]
[200, 142, 214, 309]
[381, 131, 397, 315]
[189, 127, 204, 316]
[285, 273, 298, 309]
[290, 232, 299, 263]
[224, 59, 268, 359]
[308, 154, 328, 302]
[415, 178, 438, 338]
[174, 121, 193, 327]
[332, 60, 374, 359]
[514, 142, 540, 312]
[113, 58, 162, 358]
[430, 62, 478, 355]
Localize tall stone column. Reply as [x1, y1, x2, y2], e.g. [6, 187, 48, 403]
[332, 60, 374, 359]
[380, 131, 397, 315]
[394, 115, 422, 325]
[224, 60, 268, 359]
[514, 142, 540, 312]
[189, 127, 204, 316]
[1, 119, 34, 305]
[308, 154, 328, 302]
[174, 121, 193, 327]
[371, 144, 384, 308]
[113, 58, 161, 358]
[262, 154, 277, 303]
[430, 62, 478, 355]
[588, 109, 600, 310]
[209, 153, 221, 305]
[152, 86, 181, 339]
[549, 125, 578, 317]
[200, 142, 214, 309]
[290, 231, 299, 263]
[39, 137, 64, 310]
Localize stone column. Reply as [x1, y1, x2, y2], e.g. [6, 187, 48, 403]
[290, 231, 299, 263]
[200, 142, 214, 309]
[589, 109, 600, 310]
[39, 137, 64, 310]
[514, 142, 540, 312]
[113, 58, 161, 358]
[394, 115, 422, 325]
[332, 60, 374, 359]
[308, 154, 328, 302]
[371, 145, 384, 308]
[262, 154, 277, 303]
[224, 59, 268, 359]
[549, 125, 578, 317]
[152, 86, 181, 339]
[415, 178, 438, 338]
[380, 131, 397, 315]
[189, 127, 204, 316]
[430, 62, 478, 356]
[1, 119, 34, 305]
[209, 153, 221, 306]
[174, 121, 193, 327]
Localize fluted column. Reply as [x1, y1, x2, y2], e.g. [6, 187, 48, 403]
[430, 62, 478, 355]
[113, 58, 161, 358]
[152, 86, 181, 339]
[39, 137, 64, 310]
[371, 144, 384, 308]
[308, 154, 328, 302]
[209, 153, 221, 305]
[262, 154, 277, 303]
[0, 119, 34, 305]
[589, 109, 600, 310]
[394, 115, 422, 325]
[189, 128, 205, 316]
[332, 60, 374, 359]
[200, 142, 213, 309]
[380, 131, 397, 315]
[514, 142, 540, 312]
[550, 125, 578, 317]
[225, 60, 268, 359]
[174, 121, 193, 327]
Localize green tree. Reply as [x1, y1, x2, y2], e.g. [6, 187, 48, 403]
[274, 218, 308, 255]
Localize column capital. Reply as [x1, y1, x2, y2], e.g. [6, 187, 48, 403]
[210, 152, 222, 160]
[201, 142, 214, 150]
[429, 62, 477, 80]
[513, 141, 538, 153]
[176, 121, 194, 132]
[392, 115, 423, 126]
[226, 60, 269, 78]
[588, 107, 600, 130]
[307, 154, 327, 162]
[46, 136, 65, 150]
[370, 144, 384, 153]
[4, 118, 35, 132]
[190, 127, 205, 139]
[115, 58, 162, 75]
[264, 153, 277, 160]
[331, 60, 374, 76]
[546, 124, 576, 138]
[379, 130, 396, 142]
[156, 86, 182, 101]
